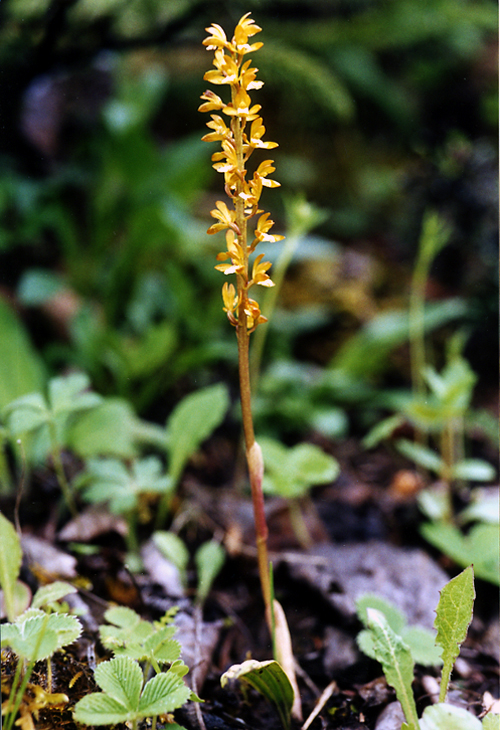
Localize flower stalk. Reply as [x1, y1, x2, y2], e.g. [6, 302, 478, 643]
[199, 13, 284, 631]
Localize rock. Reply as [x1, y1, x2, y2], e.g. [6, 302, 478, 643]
[290, 541, 449, 629]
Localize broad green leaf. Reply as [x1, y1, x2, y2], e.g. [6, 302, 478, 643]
[0, 298, 46, 412]
[67, 398, 138, 459]
[195, 540, 225, 605]
[166, 384, 229, 483]
[483, 714, 500, 730]
[366, 609, 420, 729]
[403, 626, 442, 667]
[32, 581, 76, 609]
[396, 438, 444, 474]
[356, 594, 406, 634]
[435, 566, 475, 702]
[420, 702, 482, 730]
[290, 443, 339, 485]
[451, 459, 496, 482]
[94, 656, 142, 711]
[0, 513, 22, 621]
[421, 522, 499, 585]
[221, 659, 294, 730]
[138, 671, 191, 716]
[1, 580, 32, 620]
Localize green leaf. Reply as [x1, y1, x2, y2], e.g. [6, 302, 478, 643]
[73, 693, 134, 725]
[459, 488, 499, 525]
[356, 594, 406, 634]
[195, 540, 225, 605]
[166, 384, 229, 484]
[420, 702, 482, 730]
[451, 459, 496, 482]
[100, 606, 153, 651]
[94, 656, 142, 711]
[402, 626, 442, 667]
[421, 522, 499, 585]
[0, 298, 46, 412]
[153, 531, 190, 579]
[73, 657, 192, 725]
[31, 581, 76, 609]
[362, 414, 406, 449]
[221, 659, 294, 730]
[1, 608, 81, 661]
[48, 372, 102, 416]
[17, 268, 66, 306]
[396, 438, 444, 474]
[5, 393, 49, 435]
[365, 609, 420, 729]
[138, 671, 191, 716]
[0, 513, 22, 621]
[483, 714, 500, 730]
[142, 626, 180, 665]
[260, 437, 339, 498]
[435, 566, 475, 702]
[67, 398, 138, 459]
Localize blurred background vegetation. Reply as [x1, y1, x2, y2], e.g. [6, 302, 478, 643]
[0, 0, 497, 446]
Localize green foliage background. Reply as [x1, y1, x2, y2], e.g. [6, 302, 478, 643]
[0, 0, 497, 428]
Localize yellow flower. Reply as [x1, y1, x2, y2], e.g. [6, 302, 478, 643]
[207, 200, 240, 235]
[251, 253, 275, 287]
[255, 212, 285, 243]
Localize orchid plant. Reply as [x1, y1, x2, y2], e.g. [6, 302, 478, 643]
[199, 13, 283, 629]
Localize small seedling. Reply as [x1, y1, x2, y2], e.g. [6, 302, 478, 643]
[3, 372, 102, 514]
[73, 655, 193, 729]
[76, 455, 172, 564]
[74, 605, 197, 729]
[356, 594, 443, 666]
[360, 566, 493, 729]
[260, 436, 339, 547]
[221, 659, 294, 730]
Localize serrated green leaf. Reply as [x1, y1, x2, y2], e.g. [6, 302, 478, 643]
[48, 373, 102, 416]
[103, 605, 141, 629]
[2, 609, 81, 661]
[5, 393, 49, 435]
[366, 609, 420, 729]
[0, 513, 22, 621]
[167, 384, 229, 484]
[94, 656, 142, 710]
[143, 625, 180, 664]
[31, 581, 76, 609]
[221, 659, 294, 730]
[100, 606, 153, 650]
[73, 692, 134, 725]
[435, 566, 475, 702]
[195, 540, 225, 605]
[420, 702, 482, 729]
[138, 671, 191, 716]
[483, 714, 500, 730]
